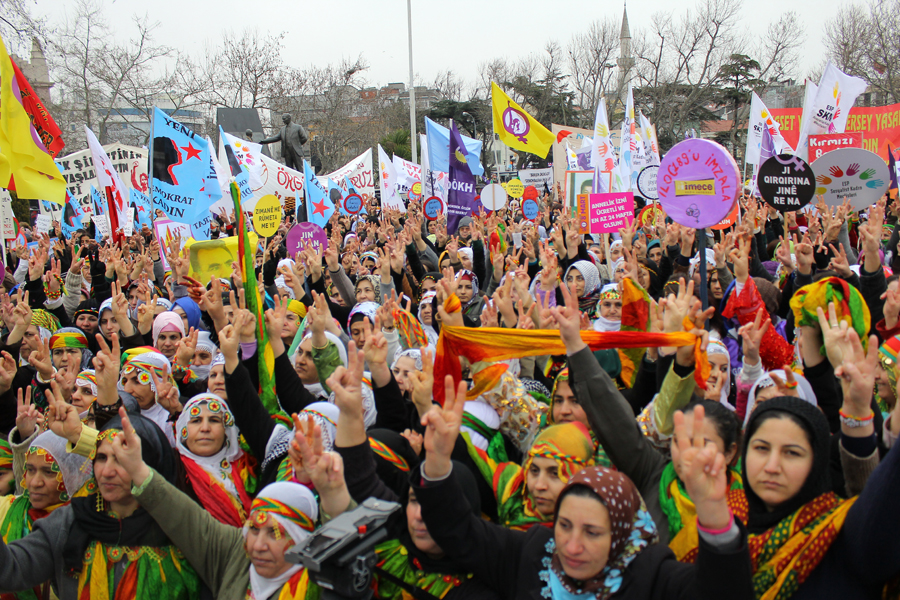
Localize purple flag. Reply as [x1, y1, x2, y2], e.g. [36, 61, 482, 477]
[751, 124, 777, 196]
[447, 121, 479, 234]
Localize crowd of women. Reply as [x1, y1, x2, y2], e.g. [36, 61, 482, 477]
[0, 190, 897, 600]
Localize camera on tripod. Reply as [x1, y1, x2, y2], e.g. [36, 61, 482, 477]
[286, 497, 401, 600]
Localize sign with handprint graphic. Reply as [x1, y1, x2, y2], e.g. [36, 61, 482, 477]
[810, 148, 888, 210]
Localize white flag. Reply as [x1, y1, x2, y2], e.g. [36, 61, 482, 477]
[745, 92, 791, 165]
[377, 145, 405, 212]
[617, 84, 637, 192]
[591, 98, 619, 193]
[218, 131, 265, 191]
[639, 111, 661, 166]
[85, 126, 130, 236]
[796, 63, 867, 161]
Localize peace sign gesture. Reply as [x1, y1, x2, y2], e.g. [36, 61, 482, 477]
[671, 405, 731, 530]
[150, 370, 181, 416]
[15, 386, 41, 438]
[110, 408, 152, 488]
[421, 375, 467, 480]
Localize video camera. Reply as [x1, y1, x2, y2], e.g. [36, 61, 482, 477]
[286, 498, 401, 600]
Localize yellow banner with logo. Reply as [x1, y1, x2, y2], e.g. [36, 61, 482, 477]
[491, 82, 554, 159]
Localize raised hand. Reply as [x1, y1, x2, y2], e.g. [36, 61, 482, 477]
[326, 341, 365, 417]
[15, 387, 41, 437]
[150, 370, 181, 416]
[737, 310, 770, 367]
[834, 331, 878, 434]
[44, 382, 83, 444]
[29, 337, 53, 380]
[815, 302, 855, 369]
[422, 375, 467, 479]
[175, 327, 199, 368]
[768, 367, 802, 398]
[407, 348, 435, 418]
[549, 282, 585, 353]
[671, 406, 730, 529]
[110, 407, 151, 487]
[264, 294, 289, 342]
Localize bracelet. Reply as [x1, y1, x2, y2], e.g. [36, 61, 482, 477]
[696, 509, 734, 536]
[311, 341, 330, 351]
[839, 409, 874, 428]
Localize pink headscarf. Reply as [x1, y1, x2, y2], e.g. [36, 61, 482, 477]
[152, 311, 186, 346]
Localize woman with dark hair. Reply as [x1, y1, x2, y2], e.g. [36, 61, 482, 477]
[409, 376, 753, 600]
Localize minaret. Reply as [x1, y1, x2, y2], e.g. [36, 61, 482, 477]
[616, 4, 634, 110]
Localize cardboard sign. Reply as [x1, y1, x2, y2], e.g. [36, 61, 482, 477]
[711, 203, 739, 230]
[154, 219, 192, 271]
[657, 139, 739, 229]
[34, 214, 52, 234]
[252, 194, 282, 237]
[0, 193, 15, 240]
[505, 179, 525, 199]
[522, 198, 540, 221]
[286, 222, 327, 257]
[343, 193, 363, 215]
[637, 165, 660, 200]
[638, 204, 665, 229]
[576, 192, 635, 234]
[757, 154, 816, 212]
[808, 133, 863, 161]
[810, 148, 889, 210]
[480, 184, 508, 212]
[423, 197, 444, 221]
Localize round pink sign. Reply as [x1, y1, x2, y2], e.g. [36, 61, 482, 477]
[656, 139, 739, 229]
[286, 222, 328, 258]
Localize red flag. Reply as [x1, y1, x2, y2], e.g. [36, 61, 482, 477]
[10, 59, 64, 158]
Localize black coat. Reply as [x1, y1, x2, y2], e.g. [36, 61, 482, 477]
[413, 465, 754, 600]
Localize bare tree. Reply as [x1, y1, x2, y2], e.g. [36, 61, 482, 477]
[50, 0, 186, 146]
[430, 69, 465, 102]
[825, 0, 900, 103]
[754, 11, 804, 81]
[0, 0, 47, 51]
[567, 18, 619, 125]
[198, 28, 287, 110]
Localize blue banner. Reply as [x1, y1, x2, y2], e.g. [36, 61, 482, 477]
[150, 107, 215, 239]
[130, 188, 153, 232]
[447, 121, 479, 234]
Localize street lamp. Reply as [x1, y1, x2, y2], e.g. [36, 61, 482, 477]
[461, 111, 476, 138]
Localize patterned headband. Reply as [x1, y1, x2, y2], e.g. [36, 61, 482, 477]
[50, 330, 89, 350]
[368, 437, 410, 472]
[249, 497, 315, 532]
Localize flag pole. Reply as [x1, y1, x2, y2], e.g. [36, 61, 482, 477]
[407, 0, 418, 164]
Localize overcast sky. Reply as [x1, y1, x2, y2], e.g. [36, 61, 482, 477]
[36, 0, 836, 93]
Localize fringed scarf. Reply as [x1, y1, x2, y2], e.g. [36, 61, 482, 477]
[433, 295, 708, 406]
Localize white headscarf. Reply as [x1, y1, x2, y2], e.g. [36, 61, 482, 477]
[706, 340, 734, 411]
[689, 249, 717, 277]
[418, 291, 439, 347]
[743, 369, 817, 428]
[242, 482, 318, 600]
[175, 394, 244, 499]
[27, 431, 93, 500]
[295, 401, 340, 452]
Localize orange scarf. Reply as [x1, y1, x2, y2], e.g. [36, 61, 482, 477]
[433, 297, 708, 405]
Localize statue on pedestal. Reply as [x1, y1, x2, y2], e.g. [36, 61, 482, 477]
[260, 114, 308, 171]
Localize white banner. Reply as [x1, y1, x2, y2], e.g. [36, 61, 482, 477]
[55, 143, 148, 217]
[324, 149, 375, 204]
[393, 155, 422, 193]
[0, 190, 15, 240]
[518, 168, 553, 189]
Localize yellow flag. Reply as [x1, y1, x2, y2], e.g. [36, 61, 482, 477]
[491, 81, 554, 159]
[0, 35, 66, 204]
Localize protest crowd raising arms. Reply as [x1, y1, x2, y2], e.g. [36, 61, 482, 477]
[3, 5, 900, 599]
